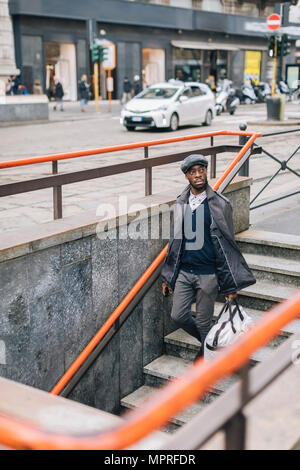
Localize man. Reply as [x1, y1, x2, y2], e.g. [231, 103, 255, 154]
[121, 76, 132, 105]
[78, 74, 90, 112]
[161, 154, 256, 358]
[53, 78, 64, 111]
[132, 75, 141, 96]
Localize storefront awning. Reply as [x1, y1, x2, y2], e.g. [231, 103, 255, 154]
[171, 40, 267, 52]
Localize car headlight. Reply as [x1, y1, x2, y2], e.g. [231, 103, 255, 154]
[154, 105, 169, 112]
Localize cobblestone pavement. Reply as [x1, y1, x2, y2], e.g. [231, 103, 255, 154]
[0, 100, 299, 234]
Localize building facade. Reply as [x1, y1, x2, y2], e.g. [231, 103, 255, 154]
[7, 0, 298, 100]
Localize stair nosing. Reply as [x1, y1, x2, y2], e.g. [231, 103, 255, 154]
[243, 253, 300, 277]
[235, 229, 300, 251]
[144, 354, 237, 394]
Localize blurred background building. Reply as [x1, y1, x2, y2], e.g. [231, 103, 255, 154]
[2, 0, 299, 100]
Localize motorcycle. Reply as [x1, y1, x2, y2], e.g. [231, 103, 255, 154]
[239, 83, 257, 104]
[252, 81, 271, 103]
[277, 80, 292, 101]
[215, 80, 239, 115]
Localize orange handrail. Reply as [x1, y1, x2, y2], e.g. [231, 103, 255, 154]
[0, 289, 299, 450]
[0, 130, 259, 169]
[50, 130, 261, 397]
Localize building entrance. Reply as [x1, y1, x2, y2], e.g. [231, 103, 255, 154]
[45, 43, 77, 101]
[142, 48, 165, 88]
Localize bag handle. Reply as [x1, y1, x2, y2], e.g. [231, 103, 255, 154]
[233, 298, 244, 321]
[213, 300, 236, 348]
[215, 299, 230, 323]
[228, 301, 237, 335]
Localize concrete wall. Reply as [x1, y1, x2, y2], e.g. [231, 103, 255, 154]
[0, 177, 251, 414]
[0, 95, 49, 121]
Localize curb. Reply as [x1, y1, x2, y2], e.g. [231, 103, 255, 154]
[247, 119, 300, 127]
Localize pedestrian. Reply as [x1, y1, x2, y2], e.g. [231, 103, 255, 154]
[5, 77, 14, 95]
[132, 75, 141, 96]
[161, 154, 256, 359]
[33, 79, 43, 95]
[78, 74, 90, 112]
[53, 78, 64, 111]
[16, 84, 28, 95]
[121, 76, 132, 104]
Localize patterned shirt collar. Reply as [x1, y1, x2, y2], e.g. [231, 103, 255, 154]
[189, 190, 207, 211]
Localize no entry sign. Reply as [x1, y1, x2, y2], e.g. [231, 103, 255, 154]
[267, 13, 281, 30]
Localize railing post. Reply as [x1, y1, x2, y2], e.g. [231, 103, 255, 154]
[224, 363, 249, 450]
[238, 123, 250, 177]
[144, 146, 152, 196]
[52, 161, 63, 220]
[210, 136, 216, 179]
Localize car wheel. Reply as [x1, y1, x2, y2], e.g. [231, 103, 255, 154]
[244, 98, 251, 105]
[169, 113, 179, 132]
[126, 125, 136, 131]
[203, 109, 213, 126]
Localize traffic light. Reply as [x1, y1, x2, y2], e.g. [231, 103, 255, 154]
[281, 34, 291, 56]
[91, 44, 100, 63]
[268, 35, 276, 58]
[99, 45, 108, 63]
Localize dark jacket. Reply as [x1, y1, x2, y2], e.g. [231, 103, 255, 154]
[161, 184, 256, 294]
[123, 80, 132, 93]
[55, 82, 64, 99]
[79, 80, 89, 100]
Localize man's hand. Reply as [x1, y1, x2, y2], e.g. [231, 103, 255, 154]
[162, 282, 173, 297]
[225, 292, 238, 303]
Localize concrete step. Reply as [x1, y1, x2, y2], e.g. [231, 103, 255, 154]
[121, 385, 208, 428]
[236, 229, 300, 260]
[143, 354, 238, 396]
[243, 252, 300, 286]
[236, 280, 299, 311]
[164, 328, 282, 364]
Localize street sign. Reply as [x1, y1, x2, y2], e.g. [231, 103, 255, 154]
[267, 14, 281, 31]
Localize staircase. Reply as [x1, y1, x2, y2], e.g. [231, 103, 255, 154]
[121, 229, 300, 432]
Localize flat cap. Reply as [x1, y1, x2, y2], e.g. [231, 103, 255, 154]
[181, 154, 208, 174]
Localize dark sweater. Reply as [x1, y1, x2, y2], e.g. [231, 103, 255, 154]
[180, 199, 216, 275]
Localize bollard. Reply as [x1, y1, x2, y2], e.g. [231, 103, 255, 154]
[238, 123, 249, 177]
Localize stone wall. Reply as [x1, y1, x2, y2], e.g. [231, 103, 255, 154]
[0, 0, 19, 95]
[0, 95, 49, 122]
[0, 177, 251, 414]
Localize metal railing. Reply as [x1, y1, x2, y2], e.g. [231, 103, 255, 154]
[0, 130, 261, 220]
[236, 125, 300, 210]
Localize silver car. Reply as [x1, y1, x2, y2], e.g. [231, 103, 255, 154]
[120, 80, 215, 131]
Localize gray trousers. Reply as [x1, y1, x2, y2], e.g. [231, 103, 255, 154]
[171, 270, 218, 348]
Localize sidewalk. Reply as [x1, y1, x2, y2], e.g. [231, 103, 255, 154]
[0, 101, 299, 234]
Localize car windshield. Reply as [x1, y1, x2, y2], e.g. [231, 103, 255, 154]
[137, 87, 179, 99]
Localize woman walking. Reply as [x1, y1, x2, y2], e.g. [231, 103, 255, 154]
[78, 74, 90, 112]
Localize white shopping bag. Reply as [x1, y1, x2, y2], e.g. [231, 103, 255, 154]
[204, 299, 253, 361]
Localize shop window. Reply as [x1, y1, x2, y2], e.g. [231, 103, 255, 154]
[142, 48, 165, 87]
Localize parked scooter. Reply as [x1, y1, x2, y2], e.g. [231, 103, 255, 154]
[277, 80, 292, 101]
[215, 80, 239, 115]
[252, 81, 271, 103]
[238, 83, 257, 104]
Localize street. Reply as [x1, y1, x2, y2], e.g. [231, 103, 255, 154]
[0, 100, 300, 234]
